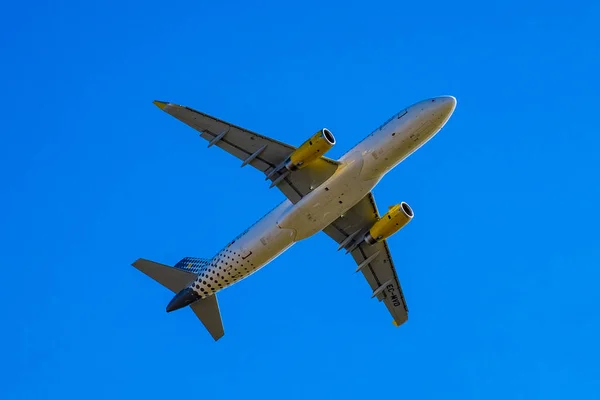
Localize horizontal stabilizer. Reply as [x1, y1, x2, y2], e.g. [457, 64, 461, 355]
[191, 295, 224, 341]
[132, 258, 196, 293]
[132, 258, 224, 340]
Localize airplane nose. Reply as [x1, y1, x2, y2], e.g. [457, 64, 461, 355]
[435, 96, 457, 115]
[166, 287, 201, 312]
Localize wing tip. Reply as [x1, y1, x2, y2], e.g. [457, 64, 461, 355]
[392, 316, 408, 328]
[131, 257, 144, 267]
[153, 100, 169, 110]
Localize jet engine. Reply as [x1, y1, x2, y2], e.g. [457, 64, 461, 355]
[364, 202, 414, 245]
[285, 128, 336, 171]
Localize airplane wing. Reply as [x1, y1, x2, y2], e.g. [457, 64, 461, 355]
[321, 193, 409, 327]
[154, 101, 339, 204]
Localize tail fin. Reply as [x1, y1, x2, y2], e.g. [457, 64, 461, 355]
[131, 258, 225, 341]
[173, 256, 211, 274]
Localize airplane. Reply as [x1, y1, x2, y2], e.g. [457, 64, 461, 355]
[132, 95, 457, 341]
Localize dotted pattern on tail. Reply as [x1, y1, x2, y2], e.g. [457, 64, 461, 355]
[188, 248, 257, 298]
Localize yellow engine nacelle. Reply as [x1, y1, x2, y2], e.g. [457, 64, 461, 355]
[285, 128, 336, 171]
[365, 202, 414, 244]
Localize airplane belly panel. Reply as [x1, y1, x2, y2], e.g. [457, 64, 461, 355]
[276, 154, 374, 240]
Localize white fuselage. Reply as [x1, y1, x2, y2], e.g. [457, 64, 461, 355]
[189, 97, 456, 298]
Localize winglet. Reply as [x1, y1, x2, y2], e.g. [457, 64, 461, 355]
[153, 100, 168, 110]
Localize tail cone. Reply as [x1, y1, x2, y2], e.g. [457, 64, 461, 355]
[166, 287, 200, 313]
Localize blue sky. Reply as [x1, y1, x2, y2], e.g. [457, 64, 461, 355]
[2, 0, 599, 398]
